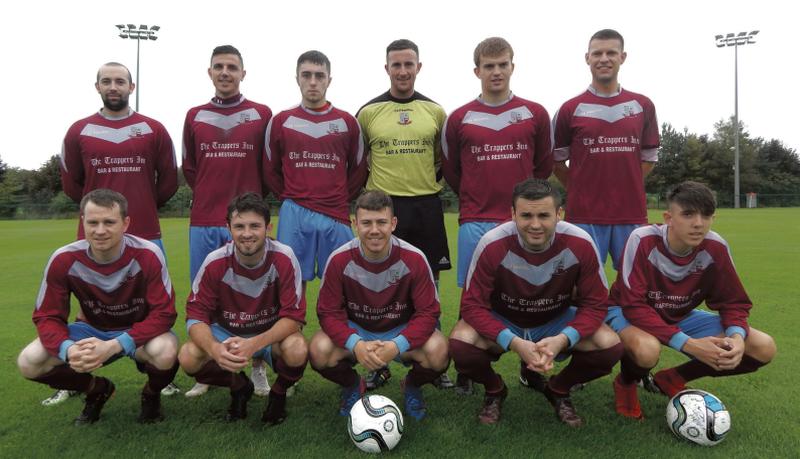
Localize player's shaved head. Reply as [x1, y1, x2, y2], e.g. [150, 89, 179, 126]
[667, 181, 716, 216]
[512, 178, 562, 209]
[589, 29, 624, 50]
[226, 192, 270, 224]
[474, 37, 514, 67]
[355, 190, 394, 216]
[81, 188, 128, 218]
[96, 62, 133, 84]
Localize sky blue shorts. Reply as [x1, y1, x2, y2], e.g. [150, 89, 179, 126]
[457, 221, 499, 288]
[277, 199, 353, 282]
[606, 306, 726, 351]
[189, 226, 231, 282]
[574, 223, 639, 271]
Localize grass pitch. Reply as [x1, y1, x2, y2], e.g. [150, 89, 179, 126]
[0, 209, 797, 458]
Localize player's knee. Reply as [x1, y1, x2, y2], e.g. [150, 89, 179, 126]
[423, 338, 450, 371]
[448, 320, 478, 344]
[281, 334, 309, 366]
[591, 324, 621, 349]
[145, 334, 178, 369]
[747, 331, 777, 363]
[309, 332, 334, 369]
[178, 341, 202, 370]
[623, 332, 660, 367]
[17, 340, 48, 379]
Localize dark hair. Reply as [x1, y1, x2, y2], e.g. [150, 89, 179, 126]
[96, 62, 133, 84]
[80, 188, 128, 218]
[297, 50, 331, 74]
[386, 39, 419, 58]
[666, 181, 716, 216]
[226, 193, 270, 224]
[512, 178, 562, 209]
[211, 45, 243, 66]
[355, 190, 394, 215]
[474, 37, 514, 67]
[589, 29, 624, 50]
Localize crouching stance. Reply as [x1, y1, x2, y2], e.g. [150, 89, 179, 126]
[17, 189, 179, 425]
[178, 193, 308, 425]
[609, 181, 776, 419]
[309, 190, 448, 421]
[450, 179, 622, 426]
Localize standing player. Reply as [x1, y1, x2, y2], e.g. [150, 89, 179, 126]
[442, 38, 553, 393]
[17, 189, 179, 425]
[178, 193, 307, 425]
[309, 190, 449, 420]
[263, 50, 366, 297]
[357, 38, 453, 390]
[450, 179, 622, 425]
[552, 29, 659, 271]
[182, 45, 274, 398]
[56, 61, 178, 404]
[608, 181, 776, 419]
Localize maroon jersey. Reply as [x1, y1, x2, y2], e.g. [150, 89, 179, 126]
[552, 87, 659, 225]
[61, 111, 178, 240]
[317, 236, 440, 352]
[263, 104, 366, 224]
[186, 239, 306, 336]
[609, 224, 752, 347]
[442, 95, 553, 224]
[182, 95, 272, 226]
[33, 235, 176, 358]
[461, 221, 608, 345]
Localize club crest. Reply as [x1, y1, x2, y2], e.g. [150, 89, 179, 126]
[397, 111, 412, 125]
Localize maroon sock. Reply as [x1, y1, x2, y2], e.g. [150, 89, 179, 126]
[675, 354, 768, 382]
[550, 343, 623, 395]
[620, 352, 653, 384]
[450, 339, 503, 394]
[32, 364, 93, 392]
[271, 357, 306, 395]
[143, 361, 180, 395]
[406, 362, 443, 387]
[317, 360, 358, 388]
[189, 360, 239, 388]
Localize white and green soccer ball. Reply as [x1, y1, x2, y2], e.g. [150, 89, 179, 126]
[348, 394, 404, 453]
[666, 389, 731, 446]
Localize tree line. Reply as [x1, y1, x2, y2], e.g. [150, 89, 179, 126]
[1, 118, 798, 219]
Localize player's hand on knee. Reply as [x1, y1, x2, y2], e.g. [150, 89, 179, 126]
[373, 341, 399, 365]
[717, 335, 745, 370]
[211, 341, 248, 372]
[223, 336, 258, 361]
[354, 341, 385, 371]
[683, 337, 728, 371]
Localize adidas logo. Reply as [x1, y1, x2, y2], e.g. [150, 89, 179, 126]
[438, 257, 450, 264]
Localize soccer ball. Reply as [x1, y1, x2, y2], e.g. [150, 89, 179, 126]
[666, 389, 731, 446]
[348, 394, 404, 453]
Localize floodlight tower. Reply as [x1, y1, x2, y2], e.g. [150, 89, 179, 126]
[715, 30, 759, 208]
[115, 24, 160, 112]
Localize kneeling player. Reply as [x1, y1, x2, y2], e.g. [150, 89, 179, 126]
[609, 181, 776, 419]
[450, 178, 622, 426]
[178, 193, 307, 425]
[17, 189, 179, 425]
[309, 190, 449, 420]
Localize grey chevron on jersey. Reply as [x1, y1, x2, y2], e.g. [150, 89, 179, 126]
[343, 260, 410, 293]
[646, 248, 715, 282]
[573, 101, 643, 123]
[500, 249, 579, 286]
[80, 122, 153, 144]
[283, 116, 349, 139]
[462, 106, 533, 131]
[194, 108, 262, 130]
[67, 259, 142, 293]
[221, 265, 278, 298]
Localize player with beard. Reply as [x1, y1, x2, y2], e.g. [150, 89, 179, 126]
[181, 45, 274, 399]
[51, 62, 178, 405]
[450, 179, 621, 426]
[310, 190, 448, 421]
[17, 189, 179, 425]
[178, 193, 307, 425]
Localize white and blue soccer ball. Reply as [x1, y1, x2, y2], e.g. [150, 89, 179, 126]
[348, 394, 404, 453]
[666, 389, 731, 446]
